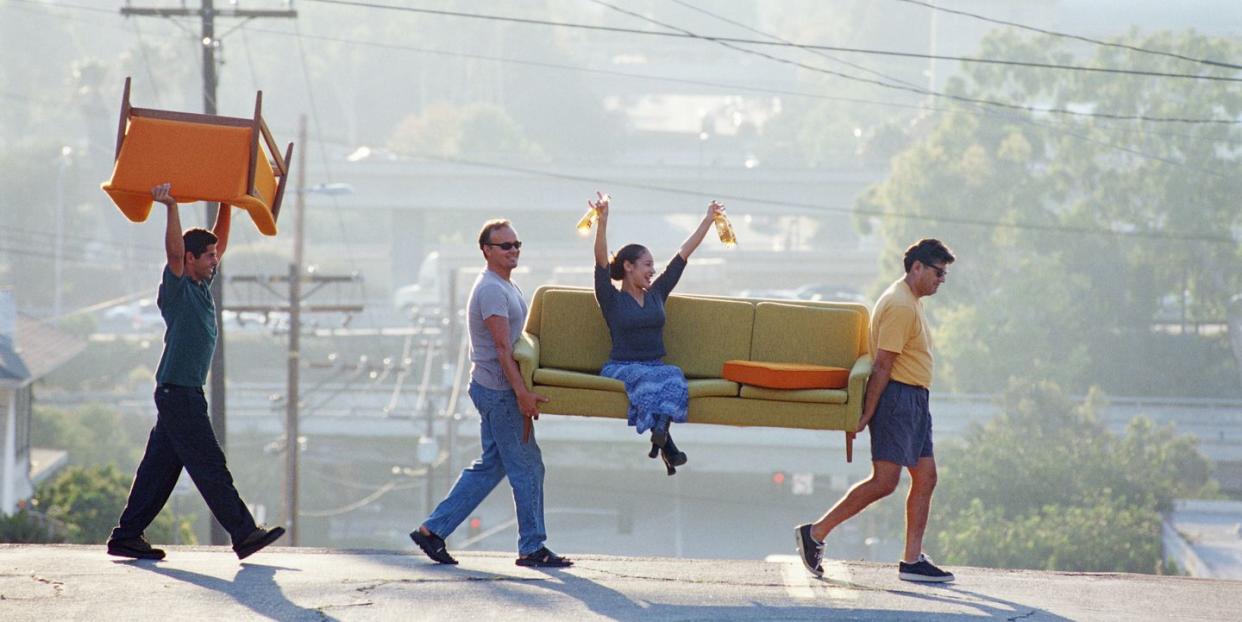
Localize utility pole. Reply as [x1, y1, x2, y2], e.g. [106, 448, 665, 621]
[121, 0, 297, 546]
[285, 116, 308, 545]
[230, 146, 360, 544]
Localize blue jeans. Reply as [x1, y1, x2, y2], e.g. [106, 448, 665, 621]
[112, 384, 258, 544]
[424, 381, 547, 555]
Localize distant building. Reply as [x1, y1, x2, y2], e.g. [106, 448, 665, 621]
[0, 290, 86, 515]
[1163, 499, 1242, 579]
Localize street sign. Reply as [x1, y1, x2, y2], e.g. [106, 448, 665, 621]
[792, 472, 814, 496]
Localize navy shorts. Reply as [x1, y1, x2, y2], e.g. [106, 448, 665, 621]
[868, 380, 933, 467]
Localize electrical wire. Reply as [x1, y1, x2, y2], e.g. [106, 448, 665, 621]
[6, 0, 1238, 126]
[384, 149, 1237, 245]
[585, 0, 1241, 125]
[890, 0, 1242, 72]
[304, 0, 1242, 84]
[658, 1, 1233, 178]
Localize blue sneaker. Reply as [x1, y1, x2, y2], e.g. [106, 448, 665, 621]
[794, 523, 824, 577]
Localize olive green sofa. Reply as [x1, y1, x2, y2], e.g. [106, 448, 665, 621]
[513, 286, 872, 457]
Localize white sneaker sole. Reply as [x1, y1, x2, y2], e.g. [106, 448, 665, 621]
[899, 571, 955, 583]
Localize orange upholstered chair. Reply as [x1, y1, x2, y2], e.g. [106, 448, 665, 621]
[101, 77, 293, 236]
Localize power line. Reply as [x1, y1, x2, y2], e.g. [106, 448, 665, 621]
[670, 0, 928, 92]
[891, 0, 1242, 72]
[303, 0, 1242, 84]
[239, 23, 1235, 152]
[658, 1, 1232, 179]
[9, 0, 1239, 126]
[585, 0, 1242, 126]
[380, 148, 1236, 246]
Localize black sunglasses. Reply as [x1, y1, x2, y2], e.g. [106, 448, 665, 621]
[921, 261, 947, 278]
[484, 241, 522, 251]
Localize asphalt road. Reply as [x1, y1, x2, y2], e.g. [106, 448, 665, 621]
[1, 545, 1237, 621]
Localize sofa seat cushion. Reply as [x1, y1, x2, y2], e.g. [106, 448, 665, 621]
[533, 368, 739, 398]
[722, 360, 849, 390]
[534, 368, 624, 392]
[739, 385, 848, 404]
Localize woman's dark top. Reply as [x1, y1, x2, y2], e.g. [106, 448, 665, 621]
[593, 254, 687, 361]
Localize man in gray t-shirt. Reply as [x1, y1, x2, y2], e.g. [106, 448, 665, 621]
[409, 219, 572, 568]
[467, 267, 528, 391]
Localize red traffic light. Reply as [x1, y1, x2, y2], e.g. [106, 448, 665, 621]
[469, 516, 482, 531]
[772, 471, 786, 485]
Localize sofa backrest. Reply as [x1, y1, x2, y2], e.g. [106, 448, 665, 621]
[664, 296, 754, 378]
[749, 302, 864, 369]
[526, 286, 868, 376]
[536, 289, 611, 372]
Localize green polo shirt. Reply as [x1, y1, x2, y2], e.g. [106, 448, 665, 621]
[154, 265, 217, 387]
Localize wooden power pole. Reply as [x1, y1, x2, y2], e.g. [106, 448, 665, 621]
[120, 0, 297, 546]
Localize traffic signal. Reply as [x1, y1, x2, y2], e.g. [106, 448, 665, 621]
[468, 516, 482, 539]
[772, 471, 787, 486]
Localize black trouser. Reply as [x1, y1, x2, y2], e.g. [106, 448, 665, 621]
[111, 384, 257, 545]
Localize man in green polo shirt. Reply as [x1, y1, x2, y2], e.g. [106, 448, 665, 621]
[795, 238, 957, 583]
[107, 182, 284, 561]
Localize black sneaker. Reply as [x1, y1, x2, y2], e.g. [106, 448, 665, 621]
[515, 547, 573, 568]
[107, 535, 166, 560]
[410, 528, 458, 565]
[793, 523, 823, 577]
[233, 526, 286, 560]
[898, 553, 955, 583]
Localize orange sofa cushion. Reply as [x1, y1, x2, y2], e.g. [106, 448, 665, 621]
[721, 360, 849, 390]
[101, 116, 279, 236]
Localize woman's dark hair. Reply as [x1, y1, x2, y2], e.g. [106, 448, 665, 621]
[183, 228, 218, 258]
[608, 244, 649, 281]
[902, 238, 956, 273]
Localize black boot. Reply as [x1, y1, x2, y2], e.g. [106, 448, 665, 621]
[650, 424, 687, 476]
[648, 428, 668, 459]
[662, 433, 688, 472]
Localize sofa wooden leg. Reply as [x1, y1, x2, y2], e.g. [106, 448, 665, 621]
[845, 432, 854, 463]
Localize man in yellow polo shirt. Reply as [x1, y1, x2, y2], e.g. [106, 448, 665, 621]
[795, 238, 956, 582]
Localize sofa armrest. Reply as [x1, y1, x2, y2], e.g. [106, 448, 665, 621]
[844, 354, 873, 431]
[513, 332, 540, 391]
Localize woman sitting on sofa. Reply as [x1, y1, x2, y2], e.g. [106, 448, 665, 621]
[589, 192, 725, 475]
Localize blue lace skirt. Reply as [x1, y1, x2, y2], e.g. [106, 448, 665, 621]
[600, 359, 689, 435]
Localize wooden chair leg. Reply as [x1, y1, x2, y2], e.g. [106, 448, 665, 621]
[115, 77, 132, 161]
[845, 431, 854, 463]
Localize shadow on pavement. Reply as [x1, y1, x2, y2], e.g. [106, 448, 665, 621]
[125, 561, 337, 622]
[495, 566, 1075, 621]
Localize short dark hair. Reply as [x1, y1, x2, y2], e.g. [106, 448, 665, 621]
[608, 243, 649, 281]
[478, 219, 512, 250]
[183, 228, 218, 259]
[903, 238, 955, 273]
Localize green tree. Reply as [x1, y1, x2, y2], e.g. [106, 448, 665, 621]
[388, 102, 544, 160]
[32, 404, 151, 472]
[855, 29, 1242, 397]
[34, 464, 194, 545]
[930, 380, 1213, 573]
[0, 509, 66, 544]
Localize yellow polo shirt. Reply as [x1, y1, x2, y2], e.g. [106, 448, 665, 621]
[870, 278, 934, 388]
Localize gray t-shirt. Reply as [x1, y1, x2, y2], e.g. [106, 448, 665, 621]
[155, 264, 217, 387]
[468, 268, 528, 390]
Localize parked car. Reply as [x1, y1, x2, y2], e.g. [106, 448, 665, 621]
[739, 283, 866, 304]
[101, 298, 163, 332]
